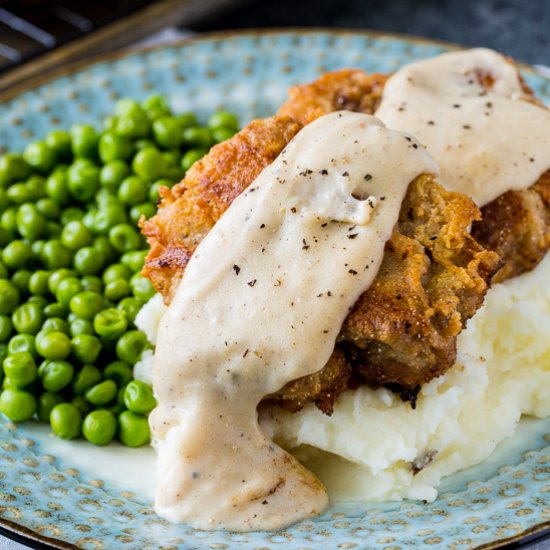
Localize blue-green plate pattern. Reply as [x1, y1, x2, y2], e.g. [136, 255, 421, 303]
[0, 30, 549, 550]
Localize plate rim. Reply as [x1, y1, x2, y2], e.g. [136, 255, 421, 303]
[0, 27, 465, 104]
[0, 27, 549, 550]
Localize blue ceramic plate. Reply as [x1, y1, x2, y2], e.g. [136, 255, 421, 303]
[0, 30, 549, 550]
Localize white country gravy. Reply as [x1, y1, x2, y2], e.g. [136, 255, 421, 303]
[376, 48, 550, 207]
[150, 112, 438, 530]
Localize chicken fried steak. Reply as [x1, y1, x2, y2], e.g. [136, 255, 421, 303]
[141, 69, 503, 414]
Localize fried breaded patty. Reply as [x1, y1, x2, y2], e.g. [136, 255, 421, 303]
[141, 69, 503, 414]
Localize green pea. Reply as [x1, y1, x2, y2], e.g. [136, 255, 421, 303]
[81, 275, 103, 294]
[0, 153, 31, 187]
[142, 95, 171, 121]
[70, 124, 98, 159]
[116, 297, 143, 325]
[207, 111, 239, 132]
[7, 182, 31, 204]
[116, 330, 148, 364]
[85, 379, 117, 406]
[74, 246, 104, 276]
[45, 171, 70, 205]
[67, 161, 100, 202]
[50, 403, 82, 439]
[41, 240, 72, 270]
[152, 116, 182, 149]
[83, 409, 117, 446]
[44, 302, 67, 319]
[0, 280, 20, 314]
[93, 308, 128, 340]
[3, 240, 32, 270]
[36, 331, 71, 360]
[102, 263, 132, 284]
[117, 176, 148, 205]
[120, 250, 148, 273]
[60, 220, 93, 251]
[36, 198, 61, 220]
[27, 295, 48, 309]
[99, 160, 130, 192]
[55, 277, 84, 308]
[12, 302, 44, 335]
[69, 291, 104, 320]
[93, 203, 128, 235]
[0, 227, 12, 247]
[149, 178, 172, 202]
[134, 138, 156, 151]
[212, 126, 236, 143]
[114, 99, 150, 138]
[0, 315, 12, 342]
[129, 203, 156, 225]
[41, 317, 70, 335]
[72, 364, 102, 395]
[71, 395, 92, 416]
[37, 391, 63, 423]
[0, 389, 37, 421]
[1, 207, 17, 235]
[93, 236, 116, 265]
[104, 361, 133, 387]
[45, 129, 71, 160]
[132, 147, 165, 181]
[71, 334, 101, 364]
[0, 259, 8, 279]
[118, 410, 150, 447]
[46, 221, 62, 239]
[60, 207, 84, 225]
[174, 110, 197, 128]
[23, 141, 56, 174]
[28, 270, 50, 296]
[7, 334, 36, 357]
[104, 279, 131, 302]
[130, 273, 155, 302]
[25, 175, 46, 200]
[123, 380, 156, 414]
[161, 150, 181, 168]
[3, 352, 37, 387]
[109, 223, 142, 253]
[70, 318, 94, 337]
[181, 148, 207, 172]
[98, 132, 133, 163]
[41, 360, 74, 392]
[48, 268, 77, 295]
[11, 269, 31, 295]
[182, 127, 212, 149]
[32, 241, 48, 263]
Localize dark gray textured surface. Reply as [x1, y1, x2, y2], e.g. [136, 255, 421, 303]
[194, 0, 550, 65]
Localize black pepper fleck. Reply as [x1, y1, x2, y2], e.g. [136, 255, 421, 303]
[364, 174, 372, 181]
[247, 279, 257, 287]
[232, 265, 240, 275]
[347, 233, 358, 239]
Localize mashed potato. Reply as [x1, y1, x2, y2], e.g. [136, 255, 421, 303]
[136, 253, 550, 503]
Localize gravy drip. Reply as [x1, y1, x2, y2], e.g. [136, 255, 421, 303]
[150, 111, 438, 531]
[376, 48, 550, 206]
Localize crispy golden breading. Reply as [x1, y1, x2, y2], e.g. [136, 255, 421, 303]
[143, 66, 550, 414]
[340, 175, 501, 394]
[278, 69, 389, 124]
[472, 170, 550, 282]
[142, 115, 302, 301]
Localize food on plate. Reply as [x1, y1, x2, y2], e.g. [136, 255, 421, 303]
[150, 111, 460, 530]
[140, 47, 550, 530]
[142, 76, 501, 409]
[282, 49, 550, 282]
[0, 95, 236, 445]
